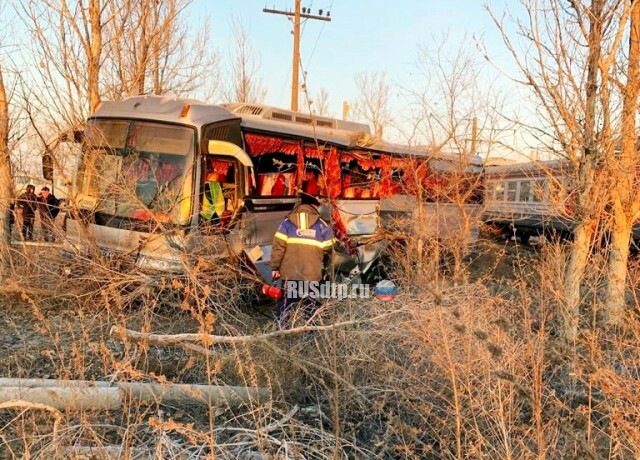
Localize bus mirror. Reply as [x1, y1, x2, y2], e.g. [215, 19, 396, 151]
[42, 152, 54, 181]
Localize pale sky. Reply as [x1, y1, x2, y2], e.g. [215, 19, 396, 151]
[196, 0, 516, 116]
[1, 0, 533, 165]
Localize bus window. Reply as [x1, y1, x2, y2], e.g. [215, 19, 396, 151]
[78, 120, 193, 224]
[200, 121, 243, 151]
[519, 181, 531, 202]
[201, 157, 238, 225]
[301, 158, 323, 196]
[252, 153, 297, 197]
[531, 179, 547, 202]
[341, 158, 381, 199]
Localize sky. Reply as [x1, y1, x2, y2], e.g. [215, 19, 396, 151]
[0, 0, 530, 165]
[193, 0, 516, 119]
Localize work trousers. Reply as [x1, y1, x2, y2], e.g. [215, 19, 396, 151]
[21, 217, 34, 241]
[276, 280, 320, 329]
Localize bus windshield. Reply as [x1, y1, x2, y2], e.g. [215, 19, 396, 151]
[76, 119, 194, 225]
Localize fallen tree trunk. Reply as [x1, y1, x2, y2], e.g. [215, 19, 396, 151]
[0, 378, 269, 411]
[0, 386, 121, 410]
[109, 312, 399, 349]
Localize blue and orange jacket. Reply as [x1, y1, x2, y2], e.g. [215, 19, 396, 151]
[270, 204, 333, 281]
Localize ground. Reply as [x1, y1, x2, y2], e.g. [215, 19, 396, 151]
[1, 236, 639, 458]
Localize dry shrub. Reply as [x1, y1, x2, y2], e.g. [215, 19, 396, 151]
[2, 222, 640, 458]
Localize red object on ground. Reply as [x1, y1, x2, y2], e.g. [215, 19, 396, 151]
[262, 283, 283, 299]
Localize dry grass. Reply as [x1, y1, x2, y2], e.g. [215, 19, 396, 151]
[0, 224, 640, 459]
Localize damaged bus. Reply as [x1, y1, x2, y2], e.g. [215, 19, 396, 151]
[62, 95, 481, 283]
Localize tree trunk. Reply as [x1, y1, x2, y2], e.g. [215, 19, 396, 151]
[564, 221, 595, 342]
[606, 201, 632, 324]
[563, 0, 604, 341]
[88, 0, 102, 114]
[604, 0, 640, 325]
[0, 66, 12, 277]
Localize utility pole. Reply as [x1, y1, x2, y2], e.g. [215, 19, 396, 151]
[264, 2, 331, 112]
[342, 101, 350, 120]
[470, 117, 478, 155]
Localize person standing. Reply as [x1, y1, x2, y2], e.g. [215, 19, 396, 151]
[37, 186, 60, 242]
[270, 193, 333, 328]
[17, 184, 37, 241]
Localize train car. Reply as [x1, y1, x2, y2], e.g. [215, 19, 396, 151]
[481, 160, 575, 242]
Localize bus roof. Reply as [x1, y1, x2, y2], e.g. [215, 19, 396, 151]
[224, 102, 371, 148]
[225, 102, 481, 167]
[92, 95, 238, 127]
[91, 96, 482, 169]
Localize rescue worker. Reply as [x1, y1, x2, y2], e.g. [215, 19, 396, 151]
[270, 193, 334, 327]
[17, 184, 37, 241]
[201, 172, 225, 225]
[37, 186, 60, 242]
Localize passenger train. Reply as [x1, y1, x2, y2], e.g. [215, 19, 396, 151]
[479, 159, 639, 243]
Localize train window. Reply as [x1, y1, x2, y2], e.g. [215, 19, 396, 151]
[506, 181, 518, 201]
[519, 181, 531, 202]
[531, 180, 546, 202]
[548, 179, 566, 204]
[493, 182, 505, 201]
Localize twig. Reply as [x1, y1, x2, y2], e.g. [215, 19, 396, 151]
[264, 404, 299, 433]
[0, 400, 63, 440]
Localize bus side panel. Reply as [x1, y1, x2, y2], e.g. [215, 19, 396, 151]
[380, 195, 481, 242]
[334, 199, 378, 235]
[237, 209, 291, 282]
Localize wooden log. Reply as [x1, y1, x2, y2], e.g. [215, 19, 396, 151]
[0, 378, 269, 411]
[109, 312, 399, 349]
[0, 387, 121, 410]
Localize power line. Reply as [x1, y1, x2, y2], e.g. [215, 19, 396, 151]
[305, 0, 335, 67]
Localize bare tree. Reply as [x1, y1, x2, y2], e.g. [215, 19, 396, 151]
[352, 72, 392, 137]
[489, 0, 632, 340]
[604, 0, 640, 325]
[400, 38, 509, 283]
[406, 37, 508, 157]
[314, 87, 330, 116]
[0, 64, 11, 271]
[224, 18, 266, 104]
[0, 0, 19, 274]
[21, 0, 107, 130]
[103, 0, 219, 99]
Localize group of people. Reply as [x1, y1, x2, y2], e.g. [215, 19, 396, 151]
[15, 184, 60, 242]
